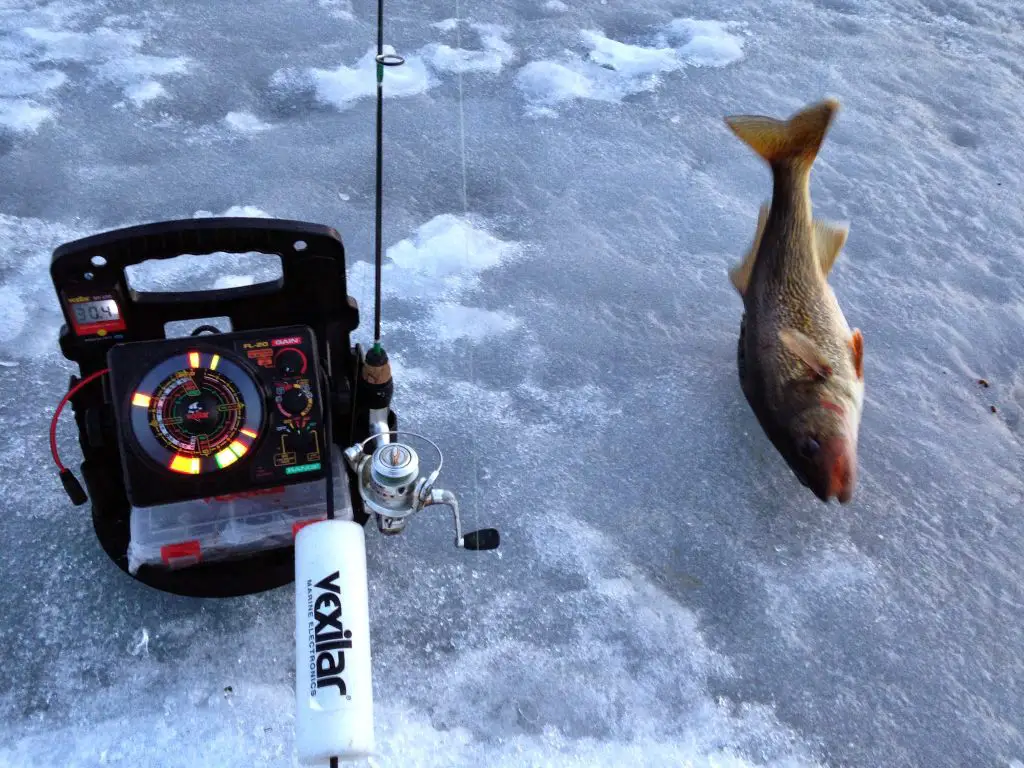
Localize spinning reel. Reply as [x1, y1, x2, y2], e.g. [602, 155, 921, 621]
[344, 429, 499, 550]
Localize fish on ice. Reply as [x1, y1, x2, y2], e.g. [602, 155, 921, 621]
[724, 97, 865, 504]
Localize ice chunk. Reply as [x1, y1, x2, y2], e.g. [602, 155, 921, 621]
[192, 205, 273, 218]
[664, 19, 746, 67]
[582, 30, 678, 78]
[308, 46, 435, 110]
[432, 18, 461, 32]
[0, 99, 54, 133]
[422, 24, 516, 75]
[223, 111, 272, 133]
[430, 304, 520, 342]
[517, 20, 745, 111]
[348, 214, 523, 346]
[124, 80, 167, 106]
[385, 214, 518, 284]
[516, 60, 600, 105]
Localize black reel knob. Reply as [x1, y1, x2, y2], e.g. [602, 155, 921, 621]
[462, 528, 500, 551]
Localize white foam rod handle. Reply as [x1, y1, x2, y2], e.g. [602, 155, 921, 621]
[294, 519, 375, 764]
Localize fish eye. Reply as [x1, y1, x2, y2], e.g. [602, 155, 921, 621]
[798, 437, 821, 459]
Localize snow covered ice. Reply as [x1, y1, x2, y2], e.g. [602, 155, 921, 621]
[1, 0, 1023, 766]
[515, 21, 745, 114]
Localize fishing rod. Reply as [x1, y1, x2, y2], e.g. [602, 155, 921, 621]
[373, 0, 404, 350]
[292, 3, 499, 765]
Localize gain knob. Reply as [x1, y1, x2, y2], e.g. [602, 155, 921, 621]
[279, 385, 311, 417]
[274, 347, 308, 377]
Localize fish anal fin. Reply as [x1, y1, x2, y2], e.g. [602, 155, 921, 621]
[814, 219, 849, 275]
[729, 203, 770, 295]
[779, 327, 833, 380]
[850, 329, 864, 380]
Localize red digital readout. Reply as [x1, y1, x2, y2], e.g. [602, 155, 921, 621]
[65, 294, 126, 337]
[246, 348, 275, 368]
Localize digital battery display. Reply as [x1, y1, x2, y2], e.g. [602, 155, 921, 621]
[65, 293, 126, 337]
[72, 299, 120, 325]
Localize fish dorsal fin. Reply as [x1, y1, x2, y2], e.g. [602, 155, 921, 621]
[779, 327, 833, 379]
[814, 219, 849, 275]
[730, 207, 849, 292]
[729, 203, 770, 295]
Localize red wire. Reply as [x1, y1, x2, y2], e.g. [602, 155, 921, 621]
[50, 368, 109, 472]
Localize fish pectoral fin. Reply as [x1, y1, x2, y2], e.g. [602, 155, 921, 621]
[814, 219, 849, 275]
[849, 328, 864, 380]
[729, 203, 770, 295]
[779, 327, 833, 379]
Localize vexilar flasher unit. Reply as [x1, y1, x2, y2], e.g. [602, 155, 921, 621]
[49, 217, 370, 597]
[107, 324, 327, 507]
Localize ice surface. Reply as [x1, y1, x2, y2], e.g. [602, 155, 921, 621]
[0, 60, 66, 97]
[0, 12, 190, 115]
[274, 24, 515, 113]
[124, 80, 167, 107]
[318, 0, 354, 21]
[1, 0, 1023, 766]
[422, 23, 516, 75]
[348, 213, 523, 344]
[662, 19, 747, 68]
[297, 45, 437, 111]
[223, 111, 273, 133]
[0, 284, 27, 342]
[516, 20, 745, 112]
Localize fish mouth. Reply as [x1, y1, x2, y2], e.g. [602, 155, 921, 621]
[811, 482, 854, 505]
[823, 436, 856, 503]
[797, 436, 856, 504]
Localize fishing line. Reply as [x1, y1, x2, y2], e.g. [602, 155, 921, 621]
[452, 0, 482, 550]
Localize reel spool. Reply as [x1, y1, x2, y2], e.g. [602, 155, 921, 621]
[345, 431, 500, 549]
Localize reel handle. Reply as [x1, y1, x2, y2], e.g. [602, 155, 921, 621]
[460, 528, 500, 551]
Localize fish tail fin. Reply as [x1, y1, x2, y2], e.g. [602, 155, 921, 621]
[724, 98, 839, 169]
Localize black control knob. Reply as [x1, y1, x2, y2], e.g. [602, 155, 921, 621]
[275, 348, 307, 377]
[279, 386, 311, 416]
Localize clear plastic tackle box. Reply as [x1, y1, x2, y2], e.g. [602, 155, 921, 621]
[127, 454, 351, 573]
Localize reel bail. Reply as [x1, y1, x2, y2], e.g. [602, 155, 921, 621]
[343, 431, 499, 550]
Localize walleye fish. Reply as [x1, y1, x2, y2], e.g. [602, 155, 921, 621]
[724, 98, 865, 504]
